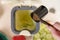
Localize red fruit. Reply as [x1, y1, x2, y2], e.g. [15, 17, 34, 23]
[13, 35, 26, 40]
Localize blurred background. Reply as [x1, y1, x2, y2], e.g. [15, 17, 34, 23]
[0, 0, 60, 40]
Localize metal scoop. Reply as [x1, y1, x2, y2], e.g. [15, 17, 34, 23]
[31, 5, 60, 32]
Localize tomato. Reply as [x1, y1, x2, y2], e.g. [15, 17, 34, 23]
[13, 35, 26, 40]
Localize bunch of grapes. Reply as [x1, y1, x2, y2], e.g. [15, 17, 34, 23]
[33, 23, 55, 40]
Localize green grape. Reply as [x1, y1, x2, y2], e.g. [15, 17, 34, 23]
[33, 23, 55, 40]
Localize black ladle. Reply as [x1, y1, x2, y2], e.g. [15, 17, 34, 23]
[31, 5, 60, 32]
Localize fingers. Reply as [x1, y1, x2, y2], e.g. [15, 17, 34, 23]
[45, 20, 60, 31]
[46, 22, 60, 37]
[53, 22, 60, 31]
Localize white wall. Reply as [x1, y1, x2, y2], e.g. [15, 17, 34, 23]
[42, 0, 60, 23]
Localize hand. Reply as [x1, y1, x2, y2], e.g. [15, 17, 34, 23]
[47, 22, 60, 40]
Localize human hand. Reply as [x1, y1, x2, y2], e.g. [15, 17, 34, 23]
[47, 22, 60, 40]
